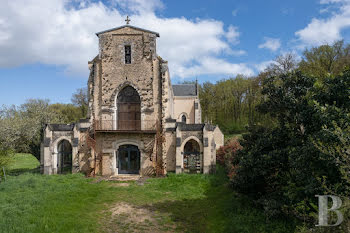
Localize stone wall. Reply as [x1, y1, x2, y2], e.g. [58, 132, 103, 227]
[41, 124, 80, 175]
[173, 97, 196, 123]
[89, 27, 162, 127]
[42, 25, 221, 177]
[95, 132, 156, 176]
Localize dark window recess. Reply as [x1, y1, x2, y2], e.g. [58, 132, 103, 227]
[182, 115, 186, 123]
[125, 45, 131, 64]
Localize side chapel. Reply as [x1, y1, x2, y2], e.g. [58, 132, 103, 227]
[40, 21, 224, 176]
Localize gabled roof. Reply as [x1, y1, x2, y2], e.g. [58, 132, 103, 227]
[96, 25, 160, 37]
[172, 84, 197, 96]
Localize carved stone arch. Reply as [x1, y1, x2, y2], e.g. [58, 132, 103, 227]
[114, 85, 141, 131]
[52, 136, 73, 174]
[181, 136, 203, 154]
[109, 82, 144, 130]
[114, 140, 144, 151]
[110, 81, 142, 108]
[181, 136, 203, 173]
[52, 136, 72, 153]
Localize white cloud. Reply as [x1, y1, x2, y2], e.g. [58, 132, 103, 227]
[319, 7, 330, 14]
[258, 37, 281, 52]
[227, 49, 246, 56]
[112, 0, 164, 14]
[225, 25, 240, 45]
[0, 0, 252, 79]
[295, 0, 350, 46]
[175, 57, 254, 78]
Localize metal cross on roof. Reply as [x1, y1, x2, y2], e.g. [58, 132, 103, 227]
[125, 16, 131, 25]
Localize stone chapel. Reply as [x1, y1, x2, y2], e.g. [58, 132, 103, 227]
[40, 22, 224, 176]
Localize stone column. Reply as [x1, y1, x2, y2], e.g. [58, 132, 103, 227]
[43, 146, 52, 175]
[175, 128, 183, 174]
[194, 99, 201, 124]
[202, 126, 212, 174]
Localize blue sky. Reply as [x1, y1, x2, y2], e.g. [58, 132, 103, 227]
[1, 0, 350, 106]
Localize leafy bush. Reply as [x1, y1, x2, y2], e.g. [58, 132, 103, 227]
[216, 138, 242, 179]
[228, 70, 350, 224]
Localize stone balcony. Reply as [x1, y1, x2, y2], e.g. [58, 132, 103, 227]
[94, 120, 157, 133]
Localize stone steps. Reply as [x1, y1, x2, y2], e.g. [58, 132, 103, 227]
[109, 174, 141, 181]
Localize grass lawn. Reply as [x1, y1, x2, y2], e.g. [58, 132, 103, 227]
[0, 154, 298, 233]
[6, 153, 40, 175]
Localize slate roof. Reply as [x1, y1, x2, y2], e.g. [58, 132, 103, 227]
[165, 118, 177, 123]
[172, 84, 197, 97]
[205, 124, 216, 131]
[177, 123, 205, 131]
[96, 25, 160, 37]
[47, 124, 74, 131]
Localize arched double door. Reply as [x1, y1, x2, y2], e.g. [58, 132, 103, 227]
[118, 145, 140, 174]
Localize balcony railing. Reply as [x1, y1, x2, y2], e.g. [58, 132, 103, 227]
[94, 120, 157, 132]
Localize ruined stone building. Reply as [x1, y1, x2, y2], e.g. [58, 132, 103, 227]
[41, 23, 224, 176]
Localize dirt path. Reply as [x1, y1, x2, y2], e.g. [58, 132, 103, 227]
[103, 202, 179, 233]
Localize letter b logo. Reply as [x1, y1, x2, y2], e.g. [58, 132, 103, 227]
[316, 195, 343, 227]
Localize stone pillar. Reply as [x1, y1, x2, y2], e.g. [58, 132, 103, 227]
[194, 99, 201, 124]
[202, 127, 212, 174]
[102, 153, 113, 176]
[43, 127, 53, 175]
[43, 146, 52, 175]
[52, 152, 58, 174]
[175, 128, 183, 174]
[72, 147, 79, 173]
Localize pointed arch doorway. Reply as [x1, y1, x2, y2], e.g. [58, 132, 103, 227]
[57, 140, 72, 174]
[183, 139, 201, 173]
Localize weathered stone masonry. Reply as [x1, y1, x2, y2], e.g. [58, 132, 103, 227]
[41, 24, 224, 176]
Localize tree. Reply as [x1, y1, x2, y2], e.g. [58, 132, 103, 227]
[258, 53, 299, 81]
[0, 99, 63, 159]
[71, 88, 88, 118]
[299, 40, 350, 78]
[199, 75, 269, 134]
[231, 70, 350, 222]
[49, 103, 84, 123]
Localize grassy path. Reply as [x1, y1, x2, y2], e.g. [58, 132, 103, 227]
[0, 154, 297, 233]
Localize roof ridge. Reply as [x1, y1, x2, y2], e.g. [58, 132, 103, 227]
[96, 25, 160, 37]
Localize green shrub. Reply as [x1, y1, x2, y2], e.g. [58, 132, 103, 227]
[228, 70, 350, 225]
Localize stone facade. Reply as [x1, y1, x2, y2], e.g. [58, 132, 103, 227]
[41, 24, 224, 176]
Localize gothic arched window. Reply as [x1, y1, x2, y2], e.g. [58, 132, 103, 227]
[117, 86, 141, 130]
